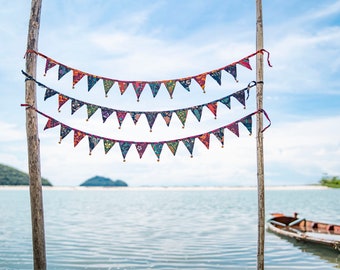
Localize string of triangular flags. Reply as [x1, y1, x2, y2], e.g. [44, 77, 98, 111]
[21, 104, 271, 161]
[26, 49, 272, 101]
[22, 70, 257, 131]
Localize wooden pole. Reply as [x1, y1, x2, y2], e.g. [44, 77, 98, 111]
[25, 0, 46, 269]
[256, 0, 265, 269]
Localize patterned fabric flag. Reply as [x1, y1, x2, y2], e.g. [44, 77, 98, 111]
[116, 111, 127, 128]
[194, 74, 207, 93]
[44, 88, 57, 100]
[165, 80, 176, 98]
[44, 118, 60, 130]
[59, 124, 72, 143]
[151, 142, 164, 161]
[206, 102, 217, 118]
[103, 139, 115, 154]
[209, 70, 222, 85]
[167, 140, 179, 156]
[212, 128, 224, 147]
[87, 75, 100, 92]
[135, 142, 148, 158]
[58, 65, 71, 80]
[182, 137, 195, 157]
[119, 141, 132, 161]
[73, 70, 85, 88]
[149, 82, 161, 98]
[175, 109, 188, 128]
[179, 78, 191, 91]
[103, 79, 115, 97]
[58, 94, 69, 111]
[118, 81, 129, 95]
[101, 107, 114, 123]
[191, 105, 203, 121]
[160, 111, 173, 126]
[219, 96, 231, 109]
[88, 135, 101, 155]
[145, 112, 158, 131]
[226, 122, 239, 137]
[240, 115, 252, 135]
[232, 90, 246, 107]
[87, 104, 99, 120]
[44, 58, 57, 75]
[224, 65, 237, 81]
[198, 133, 210, 149]
[74, 130, 86, 147]
[130, 112, 142, 125]
[238, 58, 252, 70]
[71, 99, 84, 115]
[132, 81, 146, 101]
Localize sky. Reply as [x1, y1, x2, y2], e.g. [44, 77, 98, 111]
[0, 0, 339, 187]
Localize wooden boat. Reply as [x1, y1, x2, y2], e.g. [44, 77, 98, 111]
[267, 213, 340, 252]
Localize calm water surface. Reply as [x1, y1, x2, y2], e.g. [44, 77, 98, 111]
[0, 188, 339, 269]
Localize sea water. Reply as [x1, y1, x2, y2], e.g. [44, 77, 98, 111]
[0, 187, 339, 269]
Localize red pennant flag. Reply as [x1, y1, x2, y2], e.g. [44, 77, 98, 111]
[72, 70, 85, 88]
[118, 81, 129, 95]
[44, 118, 60, 130]
[132, 81, 146, 101]
[135, 142, 148, 158]
[116, 111, 127, 128]
[238, 58, 252, 70]
[198, 133, 210, 149]
[206, 102, 217, 119]
[44, 58, 57, 75]
[74, 130, 86, 147]
[194, 74, 207, 93]
[226, 122, 239, 137]
[58, 94, 69, 111]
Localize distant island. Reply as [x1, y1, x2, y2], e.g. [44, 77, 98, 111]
[80, 176, 128, 187]
[319, 175, 340, 188]
[0, 163, 52, 186]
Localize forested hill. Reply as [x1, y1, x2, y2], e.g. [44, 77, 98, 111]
[0, 163, 52, 186]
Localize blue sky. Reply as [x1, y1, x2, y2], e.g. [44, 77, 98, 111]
[1, 0, 339, 186]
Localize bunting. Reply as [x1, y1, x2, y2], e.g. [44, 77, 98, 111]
[21, 104, 271, 161]
[26, 49, 272, 100]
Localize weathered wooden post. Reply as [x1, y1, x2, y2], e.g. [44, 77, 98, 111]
[255, 0, 265, 269]
[25, 0, 46, 269]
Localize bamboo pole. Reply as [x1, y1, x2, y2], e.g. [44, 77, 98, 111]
[256, 0, 265, 269]
[25, 0, 46, 269]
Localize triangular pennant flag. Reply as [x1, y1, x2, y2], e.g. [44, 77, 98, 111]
[194, 74, 207, 93]
[132, 81, 146, 101]
[88, 135, 101, 155]
[135, 142, 148, 159]
[224, 65, 237, 82]
[103, 79, 115, 97]
[101, 107, 114, 123]
[179, 78, 191, 91]
[167, 140, 179, 156]
[116, 111, 127, 128]
[59, 124, 72, 143]
[71, 99, 84, 115]
[145, 112, 158, 131]
[219, 96, 231, 109]
[209, 70, 222, 85]
[44, 88, 57, 100]
[74, 130, 86, 147]
[44, 58, 57, 75]
[87, 75, 100, 92]
[130, 112, 142, 125]
[191, 105, 203, 122]
[149, 82, 161, 98]
[119, 141, 132, 161]
[175, 109, 188, 128]
[182, 137, 195, 157]
[206, 102, 218, 119]
[164, 80, 176, 98]
[86, 104, 99, 120]
[44, 118, 60, 130]
[160, 111, 173, 127]
[73, 70, 85, 88]
[240, 115, 252, 135]
[103, 139, 115, 154]
[118, 81, 129, 95]
[58, 94, 69, 111]
[212, 128, 224, 147]
[226, 122, 239, 137]
[198, 133, 210, 149]
[232, 90, 246, 108]
[151, 142, 164, 161]
[238, 58, 252, 70]
[58, 65, 71, 80]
